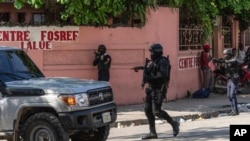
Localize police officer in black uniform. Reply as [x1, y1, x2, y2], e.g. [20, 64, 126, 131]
[93, 44, 112, 81]
[132, 43, 180, 140]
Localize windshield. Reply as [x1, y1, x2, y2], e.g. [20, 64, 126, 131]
[0, 49, 44, 82]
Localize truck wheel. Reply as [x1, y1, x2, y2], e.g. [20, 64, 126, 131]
[20, 112, 69, 141]
[70, 125, 110, 141]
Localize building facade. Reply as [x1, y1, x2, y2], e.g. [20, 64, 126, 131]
[0, 3, 241, 105]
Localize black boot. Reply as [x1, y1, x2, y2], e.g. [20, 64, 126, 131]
[142, 119, 157, 140]
[171, 121, 180, 137]
[141, 132, 158, 140]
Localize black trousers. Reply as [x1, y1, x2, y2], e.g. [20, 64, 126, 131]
[144, 87, 173, 133]
[98, 70, 110, 81]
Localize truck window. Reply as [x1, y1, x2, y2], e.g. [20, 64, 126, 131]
[0, 52, 13, 82]
[0, 52, 11, 73]
[7, 50, 44, 79]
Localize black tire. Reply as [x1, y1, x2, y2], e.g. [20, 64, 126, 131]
[213, 77, 227, 94]
[20, 112, 69, 141]
[70, 125, 110, 141]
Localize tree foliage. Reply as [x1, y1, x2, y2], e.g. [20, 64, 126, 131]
[158, 0, 250, 41]
[214, 0, 250, 31]
[11, 0, 157, 26]
[180, 0, 218, 42]
[0, 0, 250, 41]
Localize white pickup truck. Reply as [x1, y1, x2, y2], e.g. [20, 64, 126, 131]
[0, 47, 117, 141]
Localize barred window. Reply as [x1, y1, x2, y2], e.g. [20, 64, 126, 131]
[179, 25, 203, 51]
[222, 16, 232, 48]
[246, 28, 250, 47]
[222, 26, 232, 48]
[179, 9, 203, 51]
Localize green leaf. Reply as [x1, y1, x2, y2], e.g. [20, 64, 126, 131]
[14, 0, 25, 9]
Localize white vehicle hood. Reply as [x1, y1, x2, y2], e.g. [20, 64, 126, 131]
[5, 77, 110, 94]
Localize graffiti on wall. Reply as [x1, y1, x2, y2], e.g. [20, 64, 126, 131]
[0, 26, 79, 50]
[179, 56, 200, 70]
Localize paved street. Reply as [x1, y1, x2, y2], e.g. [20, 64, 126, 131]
[1, 94, 250, 141]
[108, 113, 250, 141]
[112, 93, 250, 128]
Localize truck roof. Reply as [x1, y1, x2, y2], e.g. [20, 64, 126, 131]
[0, 46, 21, 51]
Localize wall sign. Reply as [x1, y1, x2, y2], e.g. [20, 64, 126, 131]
[179, 56, 200, 70]
[0, 26, 79, 50]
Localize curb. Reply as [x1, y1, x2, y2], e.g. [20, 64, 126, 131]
[110, 109, 232, 128]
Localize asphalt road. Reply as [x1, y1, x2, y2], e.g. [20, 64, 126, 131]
[1, 113, 248, 141]
[108, 113, 250, 141]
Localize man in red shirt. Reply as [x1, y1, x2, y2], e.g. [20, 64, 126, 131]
[200, 44, 214, 91]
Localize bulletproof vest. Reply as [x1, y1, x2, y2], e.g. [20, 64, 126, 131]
[147, 57, 169, 86]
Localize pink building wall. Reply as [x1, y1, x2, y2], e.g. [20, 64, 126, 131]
[0, 7, 202, 105]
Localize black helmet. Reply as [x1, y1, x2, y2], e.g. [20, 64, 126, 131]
[149, 43, 163, 53]
[98, 44, 106, 54]
[149, 43, 163, 60]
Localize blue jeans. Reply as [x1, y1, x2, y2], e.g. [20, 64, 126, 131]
[227, 79, 239, 113]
